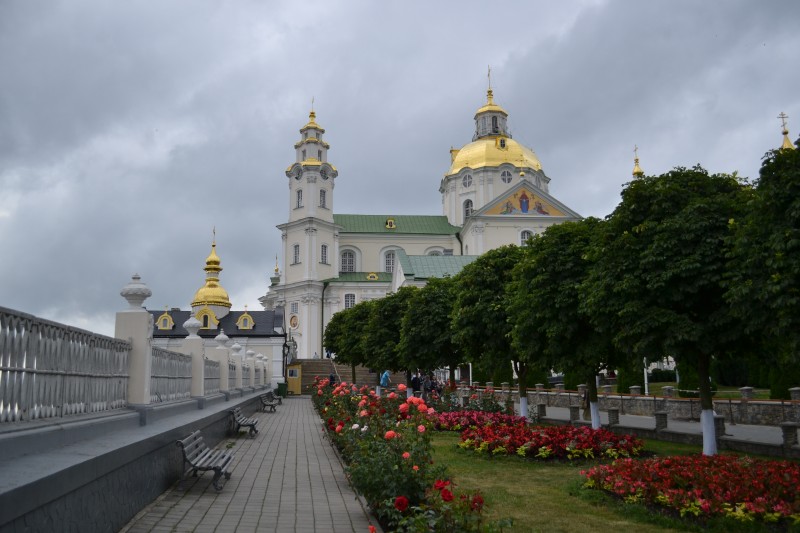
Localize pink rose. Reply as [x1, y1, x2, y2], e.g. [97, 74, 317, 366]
[384, 430, 397, 440]
[402, 452, 410, 459]
[417, 425, 426, 433]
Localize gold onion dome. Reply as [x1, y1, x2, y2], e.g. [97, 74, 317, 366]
[191, 242, 232, 309]
[448, 137, 542, 175]
[300, 110, 324, 132]
[779, 112, 795, 150]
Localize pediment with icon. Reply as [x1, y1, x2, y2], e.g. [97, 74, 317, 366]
[476, 182, 580, 219]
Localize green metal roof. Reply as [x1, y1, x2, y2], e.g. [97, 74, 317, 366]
[322, 272, 393, 283]
[398, 251, 478, 280]
[334, 214, 460, 235]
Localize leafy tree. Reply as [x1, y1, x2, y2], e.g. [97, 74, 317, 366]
[727, 139, 800, 374]
[510, 218, 619, 428]
[364, 286, 418, 376]
[451, 245, 531, 415]
[324, 300, 374, 384]
[397, 277, 462, 385]
[583, 167, 751, 454]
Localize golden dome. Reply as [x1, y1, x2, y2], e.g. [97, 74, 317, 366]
[191, 241, 231, 309]
[474, 89, 508, 118]
[447, 137, 542, 175]
[300, 110, 325, 133]
[191, 281, 232, 308]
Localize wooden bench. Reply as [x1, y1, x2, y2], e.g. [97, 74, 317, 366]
[229, 407, 259, 437]
[260, 392, 280, 412]
[265, 389, 283, 405]
[176, 430, 233, 492]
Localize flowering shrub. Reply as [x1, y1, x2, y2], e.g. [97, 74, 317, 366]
[582, 454, 800, 526]
[459, 424, 643, 460]
[434, 411, 527, 432]
[311, 376, 509, 531]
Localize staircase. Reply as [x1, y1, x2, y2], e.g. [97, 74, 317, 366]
[298, 359, 378, 394]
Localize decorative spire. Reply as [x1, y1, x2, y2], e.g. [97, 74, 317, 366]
[632, 145, 644, 177]
[779, 112, 795, 150]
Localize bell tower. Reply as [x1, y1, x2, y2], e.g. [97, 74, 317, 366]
[273, 107, 340, 358]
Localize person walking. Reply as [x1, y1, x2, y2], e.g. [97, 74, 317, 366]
[378, 369, 391, 396]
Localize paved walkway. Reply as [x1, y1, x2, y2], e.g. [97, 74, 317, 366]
[120, 397, 377, 533]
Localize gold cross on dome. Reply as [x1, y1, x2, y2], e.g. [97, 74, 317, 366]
[778, 112, 789, 131]
[487, 65, 492, 90]
[634, 145, 639, 159]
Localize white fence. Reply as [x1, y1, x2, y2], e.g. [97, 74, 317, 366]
[0, 306, 130, 423]
[150, 347, 192, 403]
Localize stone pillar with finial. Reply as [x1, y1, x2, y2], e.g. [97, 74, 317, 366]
[231, 342, 244, 390]
[116, 274, 154, 416]
[214, 330, 230, 396]
[181, 315, 206, 402]
[246, 350, 256, 388]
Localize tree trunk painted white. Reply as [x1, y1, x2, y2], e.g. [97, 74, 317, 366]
[701, 409, 717, 455]
[519, 396, 528, 418]
[590, 401, 601, 429]
[407, 388, 413, 399]
[376, 385, 382, 397]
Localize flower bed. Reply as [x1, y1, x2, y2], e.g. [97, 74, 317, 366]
[582, 454, 800, 526]
[434, 410, 527, 432]
[459, 423, 643, 460]
[311, 377, 507, 531]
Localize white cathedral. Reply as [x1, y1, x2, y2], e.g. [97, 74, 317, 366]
[259, 87, 582, 360]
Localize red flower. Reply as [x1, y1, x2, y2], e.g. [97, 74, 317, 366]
[441, 488, 454, 502]
[369, 526, 376, 533]
[384, 430, 397, 440]
[394, 495, 409, 512]
[471, 493, 484, 511]
[434, 479, 451, 490]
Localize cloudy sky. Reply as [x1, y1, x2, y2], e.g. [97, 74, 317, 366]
[1, 0, 798, 337]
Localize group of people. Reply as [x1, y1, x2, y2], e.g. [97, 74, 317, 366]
[375, 370, 443, 400]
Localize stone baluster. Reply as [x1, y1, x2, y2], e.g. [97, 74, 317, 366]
[214, 330, 230, 393]
[180, 315, 205, 402]
[246, 350, 256, 388]
[116, 274, 153, 412]
[231, 342, 244, 390]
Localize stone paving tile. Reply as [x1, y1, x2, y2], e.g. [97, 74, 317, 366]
[119, 396, 378, 533]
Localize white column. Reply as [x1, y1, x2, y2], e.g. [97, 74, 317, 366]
[214, 330, 230, 392]
[116, 274, 153, 406]
[246, 350, 256, 388]
[231, 342, 244, 389]
[181, 316, 205, 397]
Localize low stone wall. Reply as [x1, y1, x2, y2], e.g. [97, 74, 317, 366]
[0, 392, 263, 533]
[516, 390, 800, 426]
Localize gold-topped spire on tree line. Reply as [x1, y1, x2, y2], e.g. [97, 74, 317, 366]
[632, 145, 644, 177]
[779, 112, 795, 150]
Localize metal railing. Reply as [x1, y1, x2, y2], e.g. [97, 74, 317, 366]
[204, 358, 220, 394]
[0, 306, 130, 423]
[150, 347, 191, 403]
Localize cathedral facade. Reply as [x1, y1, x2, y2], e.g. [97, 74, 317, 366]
[260, 88, 582, 359]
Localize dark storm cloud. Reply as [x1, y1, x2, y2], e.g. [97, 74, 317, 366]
[1, 0, 798, 335]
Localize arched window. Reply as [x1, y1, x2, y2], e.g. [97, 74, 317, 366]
[501, 170, 512, 184]
[320, 189, 327, 208]
[463, 199, 473, 219]
[292, 244, 300, 264]
[301, 149, 306, 160]
[492, 116, 498, 133]
[344, 294, 356, 309]
[428, 251, 442, 256]
[317, 149, 322, 160]
[296, 189, 303, 208]
[341, 250, 355, 273]
[385, 250, 396, 273]
[321, 244, 328, 264]
[202, 315, 209, 328]
[520, 230, 533, 246]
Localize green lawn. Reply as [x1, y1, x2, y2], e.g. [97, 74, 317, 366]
[431, 432, 712, 533]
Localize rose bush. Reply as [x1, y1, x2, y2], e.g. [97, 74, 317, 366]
[582, 454, 800, 526]
[459, 423, 643, 460]
[434, 411, 527, 432]
[311, 376, 509, 531]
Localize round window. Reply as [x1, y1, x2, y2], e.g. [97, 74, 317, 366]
[501, 171, 512, 184]
[462, 174, 473, 188]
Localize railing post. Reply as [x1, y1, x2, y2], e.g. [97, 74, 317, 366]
[180, 316, 205, 402]
[246, 350, 257, 388]
[214, 330, 230, 396]
[231, 343, 244, 390]
[115, 274, 153, 410]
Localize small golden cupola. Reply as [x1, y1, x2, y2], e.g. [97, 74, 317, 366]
[293, 100, 332, 166]
[779, 112, 795, 150]
[191, 234, 232, 325]
[632, 145, 644, 177]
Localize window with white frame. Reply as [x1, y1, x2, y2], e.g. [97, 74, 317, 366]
[501, 170, 512, 184]
[463, 199, 473, 218]
[296, 189, 303, 208]
[344, 293, 356, 309]
[428, 251, 442, 256]
[384, 250, 396, 273]
[320, 189, 327, 208]
[520, 230, 533, 245]
[462, 174, 473, 188]
[321, 244, 328, 264]
[291, 302, 298, 314]
[341, 250, 355, 273]
[292, 244, 300, 264]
